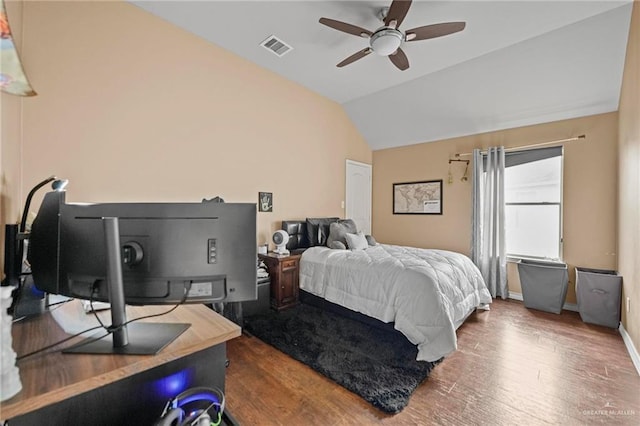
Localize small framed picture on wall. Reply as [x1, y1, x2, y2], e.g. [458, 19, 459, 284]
[258, 192, 273, 212]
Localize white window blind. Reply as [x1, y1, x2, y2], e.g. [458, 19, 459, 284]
[504, 147, 563, 260]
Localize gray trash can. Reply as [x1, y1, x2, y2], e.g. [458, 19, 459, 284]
[243, 277, 271, 317]
[576, 267, 622, 328]
[517, 259, 568, 314]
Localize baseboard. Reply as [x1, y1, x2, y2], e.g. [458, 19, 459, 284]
[508, 291, 579, 312]
[619, 323, 640, 376]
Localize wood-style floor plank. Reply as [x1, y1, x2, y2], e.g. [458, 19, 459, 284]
[224, 299, 640, 425]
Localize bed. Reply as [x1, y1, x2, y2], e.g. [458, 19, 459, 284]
[282, 219, 492, 362]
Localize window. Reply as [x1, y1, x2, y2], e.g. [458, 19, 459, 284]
[504, 147, 563, 260]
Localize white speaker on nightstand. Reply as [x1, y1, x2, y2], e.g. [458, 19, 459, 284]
[272, 230, 290, 255]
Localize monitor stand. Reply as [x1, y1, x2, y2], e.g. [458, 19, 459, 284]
[64, 217, 190, 355]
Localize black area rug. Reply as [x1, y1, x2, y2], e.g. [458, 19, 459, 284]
[243, 303, 440, 414]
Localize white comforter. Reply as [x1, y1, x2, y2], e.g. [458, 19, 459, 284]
[299, 244, 492, 362]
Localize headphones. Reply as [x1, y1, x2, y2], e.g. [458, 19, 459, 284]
[154, 386, 225, 426]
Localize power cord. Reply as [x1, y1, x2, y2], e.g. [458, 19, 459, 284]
[16, 284, 191, 361]
[16, 324, 105, 361]
[89, 282, 190, 335]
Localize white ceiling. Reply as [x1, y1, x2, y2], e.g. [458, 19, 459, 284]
[132, 1, 633, 150]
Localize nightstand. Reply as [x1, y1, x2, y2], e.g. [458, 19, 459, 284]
[258, 252, 301, 311]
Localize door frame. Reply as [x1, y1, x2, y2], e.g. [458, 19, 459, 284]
[345, 159, 372, 235]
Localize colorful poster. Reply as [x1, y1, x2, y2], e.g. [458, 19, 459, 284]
[1, 0, 36, 96]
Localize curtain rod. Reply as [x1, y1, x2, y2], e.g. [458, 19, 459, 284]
[454, 134, 586, 157]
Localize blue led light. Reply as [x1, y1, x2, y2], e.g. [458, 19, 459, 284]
[152, 369, 194, 400]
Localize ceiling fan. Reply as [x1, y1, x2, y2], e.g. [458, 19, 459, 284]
[319, 0, 466, 71]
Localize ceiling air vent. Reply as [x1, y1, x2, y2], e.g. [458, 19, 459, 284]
[260, 35, 293, 57]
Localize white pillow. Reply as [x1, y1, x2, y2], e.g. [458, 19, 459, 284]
[345, 231, 368, 251]
[329, 241, 347, 250]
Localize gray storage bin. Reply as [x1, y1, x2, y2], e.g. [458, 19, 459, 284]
[517, 259, 568, 314]
[576, 267, 622, 328]
[243, 277, 271, 317]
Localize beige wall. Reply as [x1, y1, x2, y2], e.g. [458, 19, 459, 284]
[1, 0, 636, 358]
[373, 112, 619, 305]
[0, 0, 371, 267]
[0, 0, 26, 269]
[618, 1, 639, 358]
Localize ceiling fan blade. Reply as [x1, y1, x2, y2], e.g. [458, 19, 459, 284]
[337, 48, 372, 67]
[389, 48, 409, 71]
[405, 22, 466, 42]
[384, 0, 412, 28]
[319, 17, 372, 38]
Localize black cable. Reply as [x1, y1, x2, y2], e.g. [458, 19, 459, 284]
[46, 298, 73, 309]
[16, 324, 105, 361]
[17, 285, 191, 361]
[93, 282, 190, 334]
[89, 283, 108, 331]
[103, 287, 189, 334]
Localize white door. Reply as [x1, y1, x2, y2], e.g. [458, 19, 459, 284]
[346, 160, 372, 234]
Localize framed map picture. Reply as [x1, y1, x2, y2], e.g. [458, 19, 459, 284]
[393, 180, 443, 215]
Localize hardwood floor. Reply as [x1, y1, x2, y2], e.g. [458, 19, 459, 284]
[224, 299, 640, 425]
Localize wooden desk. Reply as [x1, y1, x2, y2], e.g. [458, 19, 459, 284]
[1, 301, 241, 425]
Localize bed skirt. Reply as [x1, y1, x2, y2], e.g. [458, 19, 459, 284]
[299, 289, 399, 334]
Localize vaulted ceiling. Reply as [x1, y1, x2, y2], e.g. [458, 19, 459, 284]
[132, 1, 633, 150]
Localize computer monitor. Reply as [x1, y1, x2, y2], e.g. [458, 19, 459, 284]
[27, 191, 257, 354]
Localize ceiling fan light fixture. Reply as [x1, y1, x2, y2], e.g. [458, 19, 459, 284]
[319, 0, 467, 70]
[370, 29, 403, 56]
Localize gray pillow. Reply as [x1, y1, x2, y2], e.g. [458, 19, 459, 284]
[365, 235, 377, 246]
[326, 219, 358, 248]
[329, 241, 347, 250]
[345, 231, 368, 251]
[306, 217, 339, 246]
